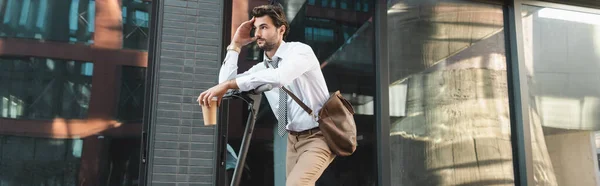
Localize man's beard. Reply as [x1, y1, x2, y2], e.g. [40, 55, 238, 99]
[258, 39, 277, 52]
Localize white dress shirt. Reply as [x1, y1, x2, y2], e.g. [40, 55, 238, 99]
[218, 41, 329, 132]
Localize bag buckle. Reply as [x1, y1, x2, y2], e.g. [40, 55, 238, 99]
[309, 111, 318, 120]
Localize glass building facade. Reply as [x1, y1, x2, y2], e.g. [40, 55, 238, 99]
[220, 0, 600, 186]
[386, 1, 512, 185]
[3, 0, 600, 185]
[0, 0, 150, 185]
[521, 4, 600, 186]
[227, 0, 378, 185]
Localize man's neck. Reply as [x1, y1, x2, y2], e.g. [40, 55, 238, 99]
[265, 41, 283, 60]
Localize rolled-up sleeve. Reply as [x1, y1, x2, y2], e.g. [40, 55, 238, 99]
[235, 44, 317, 91]
[219, 50, 264, 85]
[218, 51, 240, 83]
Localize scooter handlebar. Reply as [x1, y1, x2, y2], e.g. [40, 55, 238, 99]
[251, 84, 273, 94]
[223, 84, 273, 98]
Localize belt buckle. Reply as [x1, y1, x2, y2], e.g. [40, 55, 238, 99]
[308, 128, 315, 135]
[304, 128, 318, 135]
[290, 128, 318, 136]
[288, 130, 301, 136]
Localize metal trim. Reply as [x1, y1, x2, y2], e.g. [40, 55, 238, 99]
[521, 0, 600, 14]
[505, 1, 534, 185]
[214, 0, 232, 185]
[522, 0, 600, 10]
[139, 0, 163, 184]
[375, 0, 391, 186]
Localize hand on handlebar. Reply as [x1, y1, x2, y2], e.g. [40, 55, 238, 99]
[198, 82, 273, 107]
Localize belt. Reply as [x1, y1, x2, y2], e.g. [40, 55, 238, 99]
[288, 127, 320, 136]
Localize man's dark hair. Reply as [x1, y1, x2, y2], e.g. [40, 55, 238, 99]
[251, 4, 289, 38]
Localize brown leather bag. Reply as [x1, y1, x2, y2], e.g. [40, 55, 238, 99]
[282, 88, 357, 156]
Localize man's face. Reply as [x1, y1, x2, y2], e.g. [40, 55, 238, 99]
[253, 16, 284, 52]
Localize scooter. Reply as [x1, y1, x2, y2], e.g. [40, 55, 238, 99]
[213, 84, 273, 186]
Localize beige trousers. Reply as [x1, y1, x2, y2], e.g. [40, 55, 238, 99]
[286, 130, 335, 186]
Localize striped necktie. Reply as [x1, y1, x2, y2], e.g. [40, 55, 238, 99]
[270, 59, 287, 137]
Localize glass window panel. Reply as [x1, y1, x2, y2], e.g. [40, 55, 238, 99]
[228, 0, 377, 185]
[245, 24, 262, 61]
[362, 2, 367, 12]
[307, 1, 377, 182]
[305, 27, 313, 40]
[0, 136, 81, 185]
[308, 27, 334, 42]
[0, 0, 95, 43]
[0, 57, 92, 120]
[521, 5, 600, 186]
[387, 1, 513, 185]
[122, 0, 150, 50]
[322, 0, 329, 7]
[0, 135, 141, 186]
[245, 42, 262, 61]
[116, 66, 146, 122]
[0, 0, 150, 185]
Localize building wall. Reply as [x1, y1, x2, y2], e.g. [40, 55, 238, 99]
[148, 0, 223, 185]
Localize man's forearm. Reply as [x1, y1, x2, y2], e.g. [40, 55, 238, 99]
[223, 79, 239, 90]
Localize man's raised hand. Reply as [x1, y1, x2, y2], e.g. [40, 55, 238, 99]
[231, 17, 257, 48]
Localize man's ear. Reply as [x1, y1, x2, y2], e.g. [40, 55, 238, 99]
[279, 25, 286, 36]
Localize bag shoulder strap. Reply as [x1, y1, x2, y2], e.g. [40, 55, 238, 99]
[264, 60, 314, 116]
[281, 87, 313, 115]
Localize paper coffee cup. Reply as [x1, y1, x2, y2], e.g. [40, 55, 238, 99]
[202, 97, 218, 126]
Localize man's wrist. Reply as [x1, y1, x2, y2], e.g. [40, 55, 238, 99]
[226, 43, 241, 53]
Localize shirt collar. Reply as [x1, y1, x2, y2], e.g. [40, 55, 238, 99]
[263, 41, 287, 63]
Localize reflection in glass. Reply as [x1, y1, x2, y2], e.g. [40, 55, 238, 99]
[101, 137, 142, 186]
[0, 0, 95, 43]
[117, 66, 146, 122]
[0, 0, 149, 185]
[387, 1, 513, 185]
[122, 0, 150, 50]
[0, 135, 141, 185]
[234, 0, 377, 185]
[522, 5, 600, 186]
[0, 57, 93, 120]
[286, 0, 377, 185]
[0, 136, 81, 185]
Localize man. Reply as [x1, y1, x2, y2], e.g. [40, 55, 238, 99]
[197, 4, 334, 186]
